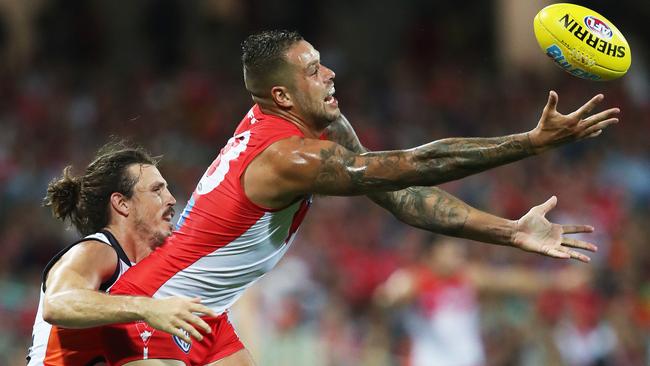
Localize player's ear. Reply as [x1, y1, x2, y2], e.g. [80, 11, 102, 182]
[271, 86, 293, 108]
[110, 192, 129, 217]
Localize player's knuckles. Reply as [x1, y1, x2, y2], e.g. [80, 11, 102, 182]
[178, 334, 191, 343]
[189, 305, 206, 313]
[190, 317, 209, 329]
[186, 314, 201, 322]
[189, 329, 202, 338]
[183, 325, 198, 335]
[197, 305, 212, 312]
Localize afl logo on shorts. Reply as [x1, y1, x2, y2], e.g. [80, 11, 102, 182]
[172, 330, 191, 353]
[584, 16, 612, 39]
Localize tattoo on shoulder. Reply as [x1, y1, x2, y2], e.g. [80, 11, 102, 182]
[326, 117, 367, 153]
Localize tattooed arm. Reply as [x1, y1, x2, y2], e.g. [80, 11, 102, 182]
[247, 91, 617, 201]
[245, 123, 596, 261]
[322, 114, 598, 262]
[325, 90, 619, 178]
[323, 115, 509, 241]
[249, 132, 529, 199]
[244, 92, 616, 260]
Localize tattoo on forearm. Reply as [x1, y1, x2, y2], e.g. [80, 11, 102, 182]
[323, 116, 471, 233]
[326, 116, 534, 189]
[411, 136, 534, 181]
[371, 186, 470, 235]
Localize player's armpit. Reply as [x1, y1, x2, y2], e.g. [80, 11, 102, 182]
[45, 241, 119, 294]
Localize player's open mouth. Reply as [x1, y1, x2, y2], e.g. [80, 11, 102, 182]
[324, 87, 337, 106]
[162, 209, 175, 222]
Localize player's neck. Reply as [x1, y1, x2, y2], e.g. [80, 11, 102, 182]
[104, 224, 152, 264]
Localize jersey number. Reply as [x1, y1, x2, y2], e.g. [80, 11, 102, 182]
[196, 131, 251, 195]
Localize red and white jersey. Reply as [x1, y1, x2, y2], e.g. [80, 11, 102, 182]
[406, 268, 485, 366]
[110, 105, 312, 314]
[27, 231, 132, 366]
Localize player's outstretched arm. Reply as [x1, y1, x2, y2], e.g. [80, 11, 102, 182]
[324, 114, 596, 262]
[376, 190, 596, 262]
[250, 92, 617, 205]
[42, 241, 216, 343]
[328, 91, 618, 179]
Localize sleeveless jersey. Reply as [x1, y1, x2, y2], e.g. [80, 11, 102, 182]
[27, 230, 132, 366]
[406, 267, 485, 366]
[110, 105, 313, 314]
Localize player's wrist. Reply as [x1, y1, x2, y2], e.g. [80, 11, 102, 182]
[526, 130, 549, 154]
[507, 219, 523, 248]
[126, 296, 152, 321]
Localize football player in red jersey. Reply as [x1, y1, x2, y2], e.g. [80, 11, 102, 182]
[104, 30, 619, 366]
[375, 237, 590, 366]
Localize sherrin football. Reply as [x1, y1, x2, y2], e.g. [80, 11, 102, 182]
[534, 3, 631, 81]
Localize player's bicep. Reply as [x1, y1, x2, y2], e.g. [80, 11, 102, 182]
[287, 139, 360, 195]
[45, 241, 118, 296]
[271, 138, 407, 196]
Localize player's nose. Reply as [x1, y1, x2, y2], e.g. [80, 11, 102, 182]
[165, 188, 177, 206]
[322, 64, 335, 81]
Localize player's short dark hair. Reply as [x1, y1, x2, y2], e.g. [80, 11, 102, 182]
[44, 140, 158, 236]
[241, 29, 304, 94]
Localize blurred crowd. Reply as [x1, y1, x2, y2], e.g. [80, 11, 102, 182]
[0, 1, 649, 365]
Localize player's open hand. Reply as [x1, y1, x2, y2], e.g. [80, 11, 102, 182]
[139, 296, 217, 343]
[511, 196, 597, 263]
[528, 91, 619, 152]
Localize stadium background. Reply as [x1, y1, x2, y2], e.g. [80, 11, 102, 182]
[1, 0, 649, 365]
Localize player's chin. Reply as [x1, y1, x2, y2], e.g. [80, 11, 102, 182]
[150, 229, 169, 247]
[324, 107, 341, 121]
[161, 222, 174, 236]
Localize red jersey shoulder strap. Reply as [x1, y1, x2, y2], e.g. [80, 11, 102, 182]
[234, 105, 305, 172]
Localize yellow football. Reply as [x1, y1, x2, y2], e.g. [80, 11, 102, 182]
[534, 3, 631, 81]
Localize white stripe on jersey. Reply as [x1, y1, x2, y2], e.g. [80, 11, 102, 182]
[152, 200, 303, 313]
[27, 296, 50, 366]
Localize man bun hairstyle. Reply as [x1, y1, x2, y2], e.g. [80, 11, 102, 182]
[44, 140, 158, 236]
[46, 166, 82, 222]
[241, 29, 304, 95]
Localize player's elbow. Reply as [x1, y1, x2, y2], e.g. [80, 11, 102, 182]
[42, 296, 67, 325]
[42, 302, 58, 324]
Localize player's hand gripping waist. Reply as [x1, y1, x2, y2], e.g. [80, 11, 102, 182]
[137, 296, 217, 343]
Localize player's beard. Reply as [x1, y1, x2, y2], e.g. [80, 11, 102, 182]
[150, 230, 168, 247]
[313, 100, 340, 127]
[133, 213, 168, 249]
[296, 93, 339, 130]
